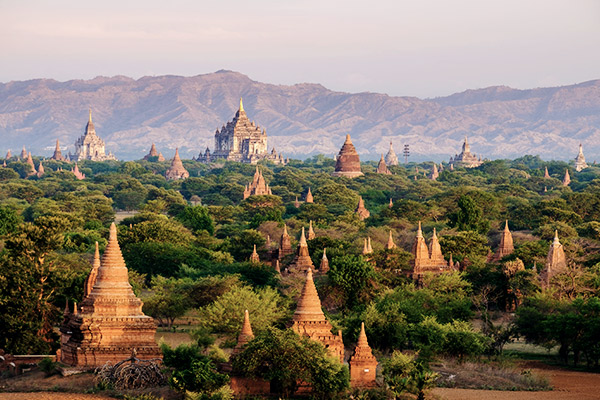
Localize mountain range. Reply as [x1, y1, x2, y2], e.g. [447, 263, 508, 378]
[1, 70, 599, 161]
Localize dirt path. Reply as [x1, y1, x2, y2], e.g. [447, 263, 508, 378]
[432, 364, 600, 400]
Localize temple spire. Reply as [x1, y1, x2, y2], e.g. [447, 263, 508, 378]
[233, 309, 254, 354]
[239, 97, 244, 112]
[386, 230, 396, 250]
[88, 108, 92, 124]
[293, 268, 325, 321]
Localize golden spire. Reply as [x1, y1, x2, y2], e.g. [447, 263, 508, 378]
[417, 221, 423, 238]
[233, 309, 255, 354]
[293, 268, 325, 322]
[299, 226, 307, 247]
[89, 108, 92, 123]
[357, 322, 369, 347]
[239, 97, 244, 112]
[386, 230, 396, 250]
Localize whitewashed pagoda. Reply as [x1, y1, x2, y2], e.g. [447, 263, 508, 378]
[574, 144, 588, 172]
[449, 137, 482, 168]
[72, 110, 117, 161]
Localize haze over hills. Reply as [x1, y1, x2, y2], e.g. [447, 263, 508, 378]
[0, 70, 599, 161]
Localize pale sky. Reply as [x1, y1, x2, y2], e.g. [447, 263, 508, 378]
[1, 0, 599, 97]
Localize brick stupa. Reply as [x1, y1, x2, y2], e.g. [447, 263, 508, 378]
[355, 196, 370, 220]
[305, 187, 314, 203]
[307, 220, 316, 240]
[349, 322, 378, 388]
[287, 227, 315, 274]
[332, 134, 363, 178]
[249, 244, 260, 263]
[562, 169, 571, 186]
[278, 224, 293, 260]
[292, 269, 344, 362]
[144, 143, 165, 161]
[243, 166, 272, 199]
[233, 310, 254, 355]
[540, 230, 568, 288]
[319, 248, 329, 273]
[491, 221, 514, 262]
[411, 223, 451, 279]
[51, 139, 67, 161]
[26, 152, 36, 176]
[386, 230, 396, 250]
[60, 223, 161, 367]
[165, 148, 189, 181]
[376, 154, 391, 175]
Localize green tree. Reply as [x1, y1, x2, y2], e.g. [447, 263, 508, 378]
[143, 276, 194, 328]
[449, 194, 489, 233]
[0, 206, 22, 236]
[177, 205, 215, 235]
[382, 351, 438, 400]
[328, 254, 375, 307]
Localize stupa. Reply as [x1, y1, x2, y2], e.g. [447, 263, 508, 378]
[319, 248, 329, 273]
[60, 223, 160, 367]
[278, 225, 293, 260]
[562, 169, 571, 186]
[20, 146, 27, 160]
[386, 230, 396, 250]
[385, 141, 399, 166]
[574, 144, 588, 172]
[51, 139, 67, 161]
[249, 245, 260, 263]
[144, 143, 165, 161]
[430, 164, 439, 180]
[287, 227, 315, 274]
[355, 196, 370, 220]
[540, 231, 568, 288]
[233, 310, 254, 355]
[332, 134, 363, 178]
[411, 222, 450, 279]
[349, 322, 378, 388]
[491, 221, 514, 262]
[305, 188, 314, 203]
[72, 109, 117, 161]
[25, 152, 36, 176]
[36, 161, 45, 178]
[5, 150, 12, 159]
[291, 269, 344, 362]
[72, 163, 86, 180]
[376, 155, 391, 175]
[307, 220, 316, 240]
[543, 166, 551, 179]
[165, 148, 190, 181]
[243, 166, 272, 199]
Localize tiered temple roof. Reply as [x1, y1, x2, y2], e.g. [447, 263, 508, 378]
[72, 109, 117, 161]
[20, 146, 27, 160]
[60, 223, 160, 367]
[243, 166, 272, 199]
[385, 141, 399, 166]
[291, 269, 344, 362]
[449, 137, 483, 168]
[411, 223, 452, 278]
[540, 231, 567, 288]
[165, 148, 190, 181]
[332, 135, 363, 178]
[51, 139, 67, 161]
[349, 322, 378, 388]
[376, 154, 392, 175]
[355, 196, 370, 220]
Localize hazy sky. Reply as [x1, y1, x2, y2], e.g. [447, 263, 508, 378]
[1, 0, 599, 97]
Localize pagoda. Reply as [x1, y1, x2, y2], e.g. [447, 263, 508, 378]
[319, 248, 329, 273]
[385, 141, 399, 166]
[332, 135, 363, 178]
[249, 245, 260, 263]
[562, 169, 571, 186]
[574, 144, 588, 172]
[51, 139, 67, 161]
[291, 269, 344, 362]
[386, 230, 396, 250]
[72, 163, 86, 180]
[25, 152, 37, 176]
[20, 146, 27, 160]
[233, 310, 254, 355]
[72, 109, 117, 161]
[144, 143, 165, 161]
[376, 155, 391, 175]
[355, 196, 370, 220]
[411, 222, 451, 279]
[278, 225, 293, 260]
[5, 150, 12, 159]
[287, 227, 315, 274]
[165, 148, 189, 181]
[36, 161, 45, 178]
[449, 137, 483, 168]
[305, 188, 314, 203]
[307, 220, 316, 240]
[430, 164, 439, 180]
[540, 231, 567, 288]
[491, 221, 514, 262]
[60, 223, 160, 367]
[349, 322, 378, 388]
[243, 166, 272, 199]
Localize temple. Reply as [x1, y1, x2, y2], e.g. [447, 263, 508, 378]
[449, 137, 483, 168]
[287, 227, 315, 274]
[574, 144, 588, 172]
[385, 141, 399, 166]
[349, 322, 378, 388]
[543, 166, 551, 179]
[72, 163, 86, 180]
[430, 164, 439, 180]
[165, 148, 189, 181]
[72, 109, 117, 161]
[291, 269, 344, 362]
[376, 154, 392, 175]
[320, 248, 329, 273]
[143, 143, 165, 161]
[332, 135, 363, 178]
[243, 166, 273, 199]
[411, 223, 452, 279]
[51, 140, 67, 161]
[305, 188, 314, 203]
[355, 196, 370, 220]
[233, 310, 254, 355]
[540, 231, 568, 288]
[562, 169, 571, 186]
[491, 221, 514, 262]
[25, 152, 36, 176]
[249, 245, 260, 263]
[386, 230, 396, 250]
[209, 98, 283, 164]
[278, 225, 293, 260]
[60, 223, 160, 367]
[307, 220, 316, 240]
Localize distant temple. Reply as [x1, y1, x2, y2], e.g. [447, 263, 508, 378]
[349, 322, 378, 388]
[72, 110, 117, 161]
[540, 231, 568, 288]
[50, 140, 67, 162]
[449, 137, 483, 168]
[411, 223, 455, 279]
[143, 143, 165, 161]
[243, 166, 272, 199]
[72, 163, 86, 180]
[165, 148, 189, 181]
[287, 227, 315, 274]
[430, 164, 439, 180]
[355, 196, 370, 220]
[490, 221, 514, 262]
[206, 98, 284, 164]
[574, 144, 588, 172]
[376, 154, 392, 175]
[332, 135, 363, 178]
[562, 169, 571, 186]
[385, 141, 399, 166]
[60, 224, 160, 367]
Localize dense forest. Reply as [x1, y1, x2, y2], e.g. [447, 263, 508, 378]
[1, 154, 600, 398]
